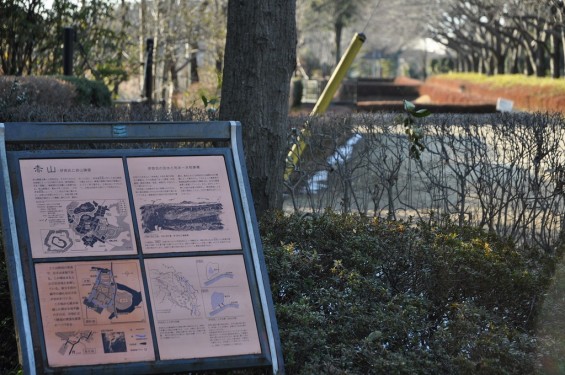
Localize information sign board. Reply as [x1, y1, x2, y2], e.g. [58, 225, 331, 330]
[0, 121, 283, 374]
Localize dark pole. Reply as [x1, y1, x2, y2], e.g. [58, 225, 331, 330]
[144, 38, 154, 102]
[63, 27, 74, 76]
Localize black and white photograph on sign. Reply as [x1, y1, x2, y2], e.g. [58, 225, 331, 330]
[127, 155, 242, 253]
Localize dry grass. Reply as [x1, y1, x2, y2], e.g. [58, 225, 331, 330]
[422, 73, 565, 113]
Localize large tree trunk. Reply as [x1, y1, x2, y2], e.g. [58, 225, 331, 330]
[220, 0, 296, 218]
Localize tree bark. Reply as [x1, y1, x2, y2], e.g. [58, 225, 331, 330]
[220, 0, 296, 218]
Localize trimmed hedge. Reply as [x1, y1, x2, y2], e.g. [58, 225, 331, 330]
[0, 76, 76, 108]
[0, 75, 112, 120]
[261, 211, 562, 374]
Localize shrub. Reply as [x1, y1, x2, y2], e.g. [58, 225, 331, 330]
[0, 76, 113, 121]
[0, 76, 76, 108]
[285, 112, 565, 253]
[58, 76, 112, 107]
[261, 211, 561, 374]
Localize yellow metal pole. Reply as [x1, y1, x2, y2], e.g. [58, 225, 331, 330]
[285, 32, 366, 181]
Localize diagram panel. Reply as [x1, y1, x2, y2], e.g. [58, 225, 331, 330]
[145, 254, 261, 360]
[19, 158, 137, 259]
[127, 156, 241, 253]
[34, 260, 154, 367]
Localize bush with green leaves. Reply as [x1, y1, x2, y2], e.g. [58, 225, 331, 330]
[58, 76, 112, 107]
[261, 211, 562, 374]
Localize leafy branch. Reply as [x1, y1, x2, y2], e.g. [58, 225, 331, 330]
[402, 99, 431, 160]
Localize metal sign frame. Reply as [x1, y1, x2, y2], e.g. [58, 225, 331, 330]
[0, 121, 284, 374]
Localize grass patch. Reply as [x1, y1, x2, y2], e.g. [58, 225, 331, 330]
[436, 73, 565, 95]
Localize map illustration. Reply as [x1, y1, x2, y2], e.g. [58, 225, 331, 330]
[44, 229, 73, 253]
[56, 331, 95, 356]
[144, 255, 261, 360]
[204, 262, 234, 286]
[149, 264, 201, 317]
[67, 200, 132, 249]
[83, 265, 143, 320]
[209, 292, 239, 317]
[140, 201, 224, 233]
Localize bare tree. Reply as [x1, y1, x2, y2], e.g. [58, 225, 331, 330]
[428, 0, 565, 77]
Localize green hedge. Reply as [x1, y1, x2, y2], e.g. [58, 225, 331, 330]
[261, 211, 562, 374]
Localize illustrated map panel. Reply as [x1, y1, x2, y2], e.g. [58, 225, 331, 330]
[127, 156, 242, 253]
[19, 159, 137, 259]
[144, 255, 261, 360]
[34, 260, 155, 367]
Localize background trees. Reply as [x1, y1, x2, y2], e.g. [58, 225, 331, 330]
[7, 0, 565, 215]
[429, 0, 565, 77]
[6, 0, 565, 91]
[296, 0, 441, 79]
[0, 0, 129, 83]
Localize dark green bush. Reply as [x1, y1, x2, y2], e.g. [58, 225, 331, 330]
[261, 211, 562, 374]
[58, 76, 112, 107]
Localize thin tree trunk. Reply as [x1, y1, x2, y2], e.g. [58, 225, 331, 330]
[139, 0, 147, 96]
[551, 32, 560, 78]
[335, 21, 343, 66]
[190, 42, 199, 83]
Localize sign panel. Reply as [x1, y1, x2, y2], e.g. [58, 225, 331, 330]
[34, 260, 154, 367]
[127, 156, 242, 253]
[145, 254, 261, 360]
[0, 121, 283, 375]
[19, 158, 136, 259]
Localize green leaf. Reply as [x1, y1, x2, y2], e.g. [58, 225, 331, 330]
[366, 330, 383, 342]
[404, 100, 416, 112]
[413, 108, 431, 118]
[201, 95, 208, 107]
